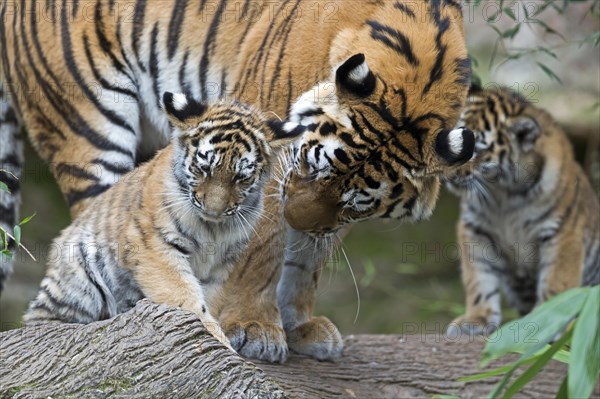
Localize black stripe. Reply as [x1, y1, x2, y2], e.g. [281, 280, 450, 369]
[241, 0, 289, 87]
[179, 50, 191, 94]
[485, 289, 500, 300]
[366, 20, 419, 66]
[394, 1, 416, 19]
[83, 34, 138, 100]
[0, 203, 16, 227]
[0, 107, 18, 125]
[165, 239, 191, 256]
[167, 0, 187, 60]
[454, 57, 472, 86]
[267, 0, 301, 102]
[131, 0, 147, 72]
[56, 162, 101, 182]
[257, 268, 278, 293]
[200, 0, 227, 100]
[61, 15, 137, 135]
[71, 0, 79, 18]
[91, 158, 132, 175]
[66, 184, 112, 206]
[77, 243, 108, 318]
[0, 170, 19, 193]
[40, 284, 97, 321]
[149, 22, 161, 108]
[94, 1, 131, 79]
[473, 293, 482, 306]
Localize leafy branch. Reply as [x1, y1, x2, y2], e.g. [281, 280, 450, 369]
[473, 0, 600, 83]
[0, 169, 36, 261]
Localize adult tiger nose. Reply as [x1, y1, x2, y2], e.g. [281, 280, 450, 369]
[435, 127, 476, 166]
[284, 178, 339, 232]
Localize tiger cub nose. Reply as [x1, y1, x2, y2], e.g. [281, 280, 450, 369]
[435, 127, 475, 166]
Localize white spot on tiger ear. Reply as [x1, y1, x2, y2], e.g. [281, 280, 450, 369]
[348, 60, 369, 83]
[283, 122, 299, 132]
[172, 93, 188, 111]
[448, 128, 464, 155]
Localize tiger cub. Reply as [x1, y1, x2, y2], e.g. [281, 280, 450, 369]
[446, 85, 600, 335]
[23, 93, 301, 348]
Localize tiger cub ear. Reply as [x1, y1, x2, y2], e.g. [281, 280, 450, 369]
[335, 53, 376, 97]
[510, 116, 541, 152]
[266, 119, 306, 150]
[162, 92, 207, 130]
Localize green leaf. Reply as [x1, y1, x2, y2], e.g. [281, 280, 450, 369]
[503, 7, 516, 21]
[569, 285, 600, 399]
[556, 376, 568, 399]
[487, 335, 557, 399]
[537, 63, 563, 84]
[502, 327, 573, 398]
[0, 228, 7, 251]
[459, 356, 539, 382]
[0, 181, 10, 194]
[13, 225, 21, 248]
[19, 212, 36, 226]
[1, 249, 13, 259]
[537, 47, 558, 59]
[531, 19, 566, 41]
[482, 287, 588, 366]
[502, 24, 521, 39]
[521, 3, 529, 20]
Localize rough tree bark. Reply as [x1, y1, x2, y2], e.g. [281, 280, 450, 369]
[0, 301, 573, 398]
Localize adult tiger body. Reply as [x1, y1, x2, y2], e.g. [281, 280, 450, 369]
[0, 0, 473, 362]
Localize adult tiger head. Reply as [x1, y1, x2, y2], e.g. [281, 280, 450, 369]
[282, 2, 474, 236]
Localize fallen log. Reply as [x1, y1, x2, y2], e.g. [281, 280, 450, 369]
[0, 301, 572, 398]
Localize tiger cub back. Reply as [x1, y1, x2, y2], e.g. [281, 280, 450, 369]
[23, 93, 302, 347]
[446, 85, 600, 335]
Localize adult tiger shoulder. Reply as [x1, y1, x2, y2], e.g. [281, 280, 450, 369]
[446, 85, 600, 335]
[0, 0, 473, 362]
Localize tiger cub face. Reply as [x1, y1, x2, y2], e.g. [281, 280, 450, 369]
[163, 93, 300, 224]
[446, 86, 545, 197]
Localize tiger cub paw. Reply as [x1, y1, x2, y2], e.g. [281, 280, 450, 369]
[225, 321, 289, 363]
[446, 314, 499, 339]
[286, 316, 343, 361]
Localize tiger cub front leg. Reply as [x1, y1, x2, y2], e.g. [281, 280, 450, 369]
[132, 253, 231, 350]
[217, 186, 289, 363]
[277, 227, 344, 361]
[447, 221, 503, 337]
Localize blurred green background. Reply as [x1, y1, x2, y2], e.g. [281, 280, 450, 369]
[1, 1, 599, 335]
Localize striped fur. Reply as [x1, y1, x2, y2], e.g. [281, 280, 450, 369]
[0, 83, 23, 293]
[446, 86, 600, 335]
[1, 0, 472, 360]
[24, 94, 300, 353]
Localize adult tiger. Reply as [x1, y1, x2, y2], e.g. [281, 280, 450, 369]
[0, 0, 473, 362]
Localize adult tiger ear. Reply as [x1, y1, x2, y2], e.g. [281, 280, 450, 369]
[335, 53, 376, 97]
[435, 127, 476, 166]
[510, 116, 541, 152]
[162, 92, 207, 130]
[266, 119, 307, 150]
